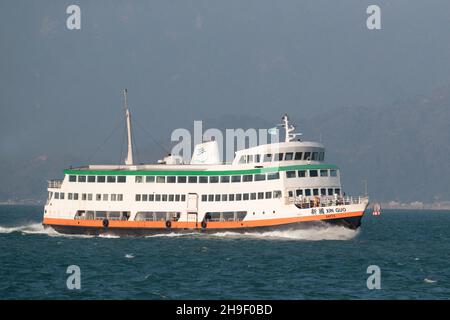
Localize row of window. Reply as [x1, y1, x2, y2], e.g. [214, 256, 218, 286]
[288, 188, 341, 198]
[134, 172, 281, 184]
[68, 175, 126, 183]
[52, 192, 124, 201]
[135, 194, 187, 202]
[286, 169, 338, 179]
[238, 151, 324, 164]
[68, 169, 337, 185]
[200, 190, 282, 202]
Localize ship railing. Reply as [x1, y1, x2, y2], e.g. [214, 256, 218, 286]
[47, 179, 63, 189]
[290, 195, 368, 207]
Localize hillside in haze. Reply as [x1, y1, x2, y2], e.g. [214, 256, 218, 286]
[2, 86, 450, 204]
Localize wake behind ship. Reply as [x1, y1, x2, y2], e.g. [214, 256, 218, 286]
[43, 90, 369, 236]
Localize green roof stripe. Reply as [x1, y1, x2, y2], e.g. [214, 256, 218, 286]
[64, 164, 338, 176]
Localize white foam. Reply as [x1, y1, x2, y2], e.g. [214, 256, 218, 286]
[125, 253, 135, 259]
[424, 278, 437, 284]
[0, 222, 93, 238]
[209, 225, 359, 241]
[146, 224, 359, 241]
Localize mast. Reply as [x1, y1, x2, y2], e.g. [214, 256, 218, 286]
[281, 114, 300, 142]
[123, 89, 134, 165]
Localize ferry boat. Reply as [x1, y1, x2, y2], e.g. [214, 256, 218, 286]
[43, 91, 369, 236]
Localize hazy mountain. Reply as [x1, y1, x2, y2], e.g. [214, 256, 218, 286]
[2, 85, 450, 204]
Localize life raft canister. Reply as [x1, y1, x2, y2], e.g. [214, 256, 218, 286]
[102, 219, 109, 228]
[201, 221, 207, 229]
[165, 220, 172, 228]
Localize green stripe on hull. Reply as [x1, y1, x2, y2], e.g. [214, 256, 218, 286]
[63, 164, 338, 176]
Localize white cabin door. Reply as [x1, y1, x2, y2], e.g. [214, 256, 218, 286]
[187, 193, 198, 213]
[186, 193, 199, 227]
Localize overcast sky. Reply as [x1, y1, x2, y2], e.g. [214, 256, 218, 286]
[1, 0, 450, 164]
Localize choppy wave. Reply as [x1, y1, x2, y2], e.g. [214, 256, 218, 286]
[147, 225, 359, 241]
[0, 222, 93, 238]
[1, 222, 359, 241]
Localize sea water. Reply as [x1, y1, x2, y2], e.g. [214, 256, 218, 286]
[0, 205, 449, 299]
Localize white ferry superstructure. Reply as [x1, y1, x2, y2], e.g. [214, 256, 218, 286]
[43, 91, 369, 235]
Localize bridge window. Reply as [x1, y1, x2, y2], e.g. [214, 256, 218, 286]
[309, 170, 318, 177]
[97, 176, 106, 183]
[188, 176, 198, 183]
[288, 191, 294, 197]
[167, 176, 176, 183]
[258, 192, 264, 199]
[320, 170, 328, 177]
[328, 188, 334, 196]
[296, 189, 303, 196]
[238, 156, 246, 164]
[146, 176, 155, 183]
[243, 175, 253, 182]
[135, 176, 143, 183]
[155, 194, 161, 201]
[87, 194, 92, 201]
[162, 195, 168, 201]
[298, 170, 306, 178]
[319, 152, 325, 161]
[250, 193, 257, 200]
[117, 176, 126, 183]
[313, 189, 319, 196]
[236, 194, 242, 201]
[78, 175, 86, 183]
[135, 194, 141, 201]
[68, 193, 73, 200]
[255, 174, 266, 181]
[303, 152, 311, 160]
[305, 189, 311, 196]
[312, 152, 318, 160]
[181, 195, 186, 201]
[294, 152, 302, 160]
[320, 188, 327, 196]
[118, 194, 123, 201]
[274, 153, 283, 161]
[273, 190, 282, 198]
[208, 194, 214, 201]
[74, 193, 79, 200]
[149, 194, 155, 201]
[69, 175, 76, 182]
[334, 188, 341, 195]
[82, 193, 87, 201]
[286, 171, 296, 178]
[210, 176, 219, 183]
[202, 195, 207, 202]
[330, 169, 337, 177]
[255, 155, 261, 163]
[220, 176, 230, 183]
[220, 194, 227, 201]
[103, 194, 109, 201]
[215, 194, 221, 201]
[229, 194, 235, 201]
[243, 193, 249, 200]
[265, 191, 272, 199]
[199, 176, 208, 183]
[285, 152, 293, 161]
[246, 155, 253, 163]
[231, 175, 241, 183]
[169, 194, 174, 202]
[175, 194, 180, 201]
[141, 194, 147, 201]
[263, 154, 272, 162]
[267, 172, 280, 180]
